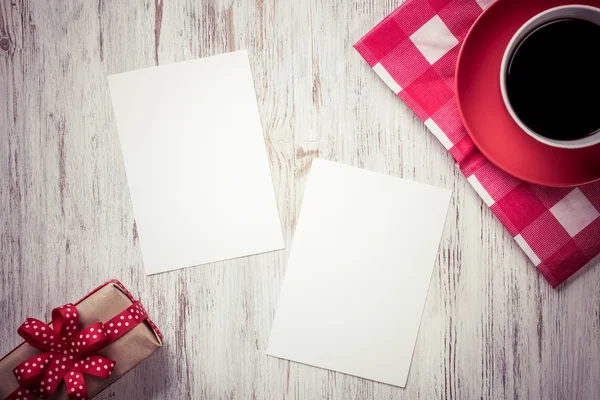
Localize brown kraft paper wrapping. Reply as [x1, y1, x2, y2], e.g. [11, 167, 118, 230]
[0, 282, 162, 399]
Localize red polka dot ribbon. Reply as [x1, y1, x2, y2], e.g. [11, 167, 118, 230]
[3, 301, 146, 400]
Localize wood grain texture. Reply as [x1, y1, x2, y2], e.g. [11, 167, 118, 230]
[2, 0, 600, 399]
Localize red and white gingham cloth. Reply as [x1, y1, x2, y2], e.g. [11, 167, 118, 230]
[354, 0, 600, 287]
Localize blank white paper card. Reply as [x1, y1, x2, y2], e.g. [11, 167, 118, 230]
[108, 51, 284, 275]
[267, 159, 451, 387]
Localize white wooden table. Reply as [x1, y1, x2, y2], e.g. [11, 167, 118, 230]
[2, 1, 600, 399]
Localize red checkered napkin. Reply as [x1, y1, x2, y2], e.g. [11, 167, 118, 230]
[354, 0, 600, 287]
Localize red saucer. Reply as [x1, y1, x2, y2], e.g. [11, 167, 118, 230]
[456, 0, 600, 187]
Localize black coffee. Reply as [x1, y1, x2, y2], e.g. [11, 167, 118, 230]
[506, 18, 600, 141]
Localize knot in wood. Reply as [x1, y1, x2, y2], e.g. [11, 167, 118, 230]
[0, 37, 10, 51]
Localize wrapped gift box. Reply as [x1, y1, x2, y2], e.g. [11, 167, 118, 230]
[0, 280, 163, 399]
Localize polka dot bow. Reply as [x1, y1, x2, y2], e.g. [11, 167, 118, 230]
[4, 302, 137, 400]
